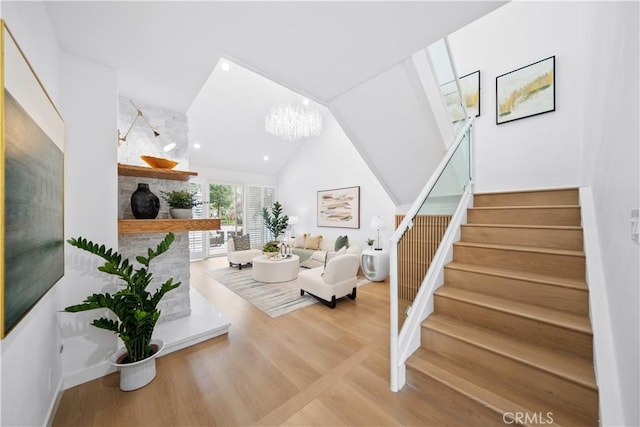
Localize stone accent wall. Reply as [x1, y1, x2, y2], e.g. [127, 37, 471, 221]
[117, 96, 193, 323]
[118, 232, 191, 322]
[117, 96, 189, 169]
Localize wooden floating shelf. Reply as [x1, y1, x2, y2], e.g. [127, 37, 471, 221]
[118, 163, 197, 181]
[118, 218, 221, 234]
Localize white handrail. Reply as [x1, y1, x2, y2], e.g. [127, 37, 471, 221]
[389, 117, 473, 391]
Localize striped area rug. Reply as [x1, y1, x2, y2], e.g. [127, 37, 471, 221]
[205, 266, 369, 318]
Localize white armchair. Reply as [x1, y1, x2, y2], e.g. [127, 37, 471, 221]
[299, 254, 359, 308]
[227, 235, 262, 270]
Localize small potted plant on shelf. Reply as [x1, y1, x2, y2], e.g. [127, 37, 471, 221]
[367, 238, 375, 249]
[160, 189, 202, 219]
[64, 232, 180, 391]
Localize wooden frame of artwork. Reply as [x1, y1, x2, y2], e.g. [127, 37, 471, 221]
[460, 70, 480, 118]
[496, 56, 555, 125]
[1, 21, 65, 338]
[317, 186, 360, 229]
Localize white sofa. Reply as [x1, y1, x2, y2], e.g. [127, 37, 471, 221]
[227, 236, 262, 270]
[290, 234, 361, 269]
[299, 254, 360, 308]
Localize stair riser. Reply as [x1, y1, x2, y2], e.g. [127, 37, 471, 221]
[444, 267, 589, 315]
[453, 245, 585, 280]
[474, 189, 579, 208]
[468, 207, 581, 226]
[406, 366, 524, 426]
[421, 327, 599, 421]
[461, 226, 584, 251]
[434, 295, 593, 358]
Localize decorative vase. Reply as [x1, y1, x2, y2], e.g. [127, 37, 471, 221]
[131, 183, 160, 219]
[169, 208, 192, 219]
[110, 339, 164, 391]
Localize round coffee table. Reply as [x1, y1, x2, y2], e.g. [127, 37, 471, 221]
[252, 255, 300, 283]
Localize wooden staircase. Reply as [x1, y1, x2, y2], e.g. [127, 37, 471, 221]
[405, 188, 599, 426]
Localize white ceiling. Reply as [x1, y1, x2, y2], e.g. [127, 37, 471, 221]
[43, 1, 506, 175]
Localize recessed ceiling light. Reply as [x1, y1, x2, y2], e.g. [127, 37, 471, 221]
[221, 61, 230, 71]
[263, 155, 269, 161]
[193, 143, 201, 149]
[163, 143, 176, 152]
[302, 98, 310, 106]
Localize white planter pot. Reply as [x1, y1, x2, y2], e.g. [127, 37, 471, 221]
[169, 208, 192, 219]
[110, 338, 164, 391]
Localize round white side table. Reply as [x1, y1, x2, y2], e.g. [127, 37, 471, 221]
[361, 249, 389, 281]
[252, 254, 300, 283]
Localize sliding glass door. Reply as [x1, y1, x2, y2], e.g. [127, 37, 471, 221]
[189, 180, 276, 260]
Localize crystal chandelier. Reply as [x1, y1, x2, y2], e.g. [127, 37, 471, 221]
[265, 103, 322, 141]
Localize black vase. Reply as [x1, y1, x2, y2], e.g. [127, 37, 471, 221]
[130, 183, 160, 219]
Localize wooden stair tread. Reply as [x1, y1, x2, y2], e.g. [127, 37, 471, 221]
[454, 241, 585, 258]
[435, 287, 592, 335]
[463, 223, 583, 231]
[424, 314, 597, 389]
[471, 205, 580, 210]
[407, 349, 575, 427]
[445, 262, 588, 290]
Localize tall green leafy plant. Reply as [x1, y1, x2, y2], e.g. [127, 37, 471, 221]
[65, 232, 180, 363]
[262, 201, 289, 241]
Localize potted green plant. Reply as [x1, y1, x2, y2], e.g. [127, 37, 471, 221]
[262, 240, 281, 257]
[367, 238, 375, 249]
[160, 189, 202, 219]
[64, 232, 180, 391]
[262, 201, 289, 241]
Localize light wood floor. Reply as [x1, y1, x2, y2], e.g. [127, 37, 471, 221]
[52, 257, 445, 427]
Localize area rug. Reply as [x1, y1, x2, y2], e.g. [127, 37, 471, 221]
[205, 266, 369, 318]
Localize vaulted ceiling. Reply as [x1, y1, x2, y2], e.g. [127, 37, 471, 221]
[44, 1, 506, 175]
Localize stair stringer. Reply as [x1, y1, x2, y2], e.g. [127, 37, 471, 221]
[580, 187, 625, 426]
[395, 185, 474, 389]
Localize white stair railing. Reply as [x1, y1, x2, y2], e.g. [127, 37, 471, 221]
[390, 118, 473, 391]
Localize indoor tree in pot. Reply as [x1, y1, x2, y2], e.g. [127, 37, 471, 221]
[262, 201, 289, 241]
[160, 189, 202, 219]
[64, 232, 180, 391]
[262, 201, 289, 256]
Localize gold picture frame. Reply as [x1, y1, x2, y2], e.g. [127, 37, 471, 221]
[1, 21, 65, 338]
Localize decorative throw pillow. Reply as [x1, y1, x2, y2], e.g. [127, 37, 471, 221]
[327, 246, 347, 262]
[334, 235, 349, 252]
[304, 234, 323, 250]
[233, 234, 251, 251]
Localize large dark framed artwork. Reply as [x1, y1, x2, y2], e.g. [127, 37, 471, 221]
[1, 21, 65, 338]
[317, 186, 360, 229]
[496, 56, 555, 125]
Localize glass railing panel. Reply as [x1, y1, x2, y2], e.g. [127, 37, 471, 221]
[395, 127, 471, 332]
[426, 39, 467, 134]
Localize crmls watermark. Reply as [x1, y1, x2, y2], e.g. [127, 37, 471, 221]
[503, 412, 554, 425]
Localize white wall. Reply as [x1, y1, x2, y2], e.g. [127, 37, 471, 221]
[0, 4, 119, 425]
[277, 113, 395, 251]
[0, 4, 65, 426]
[579, 3, 639, 425]
[191, 165, 277, 189]
[59, 53, 119, 389]
[330, 59, 446, 207]
[450, 2, 639, 425]
[448, 2, 583, 193]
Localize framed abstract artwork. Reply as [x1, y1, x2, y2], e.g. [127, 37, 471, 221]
[1, 21, 65, 338]
[496, 56, 555, 125]
[459, 70, 481, 118]
[317, 186, 360, 229]
[441, 70, 481, 123]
